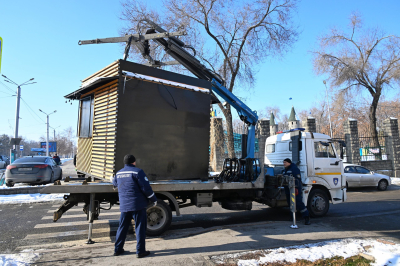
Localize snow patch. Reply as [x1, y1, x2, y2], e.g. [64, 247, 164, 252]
[212, 238, 400, 266]
[0, 193, 65, 204]
[391, 178, 400, 185]
[0, 250, 39, 265]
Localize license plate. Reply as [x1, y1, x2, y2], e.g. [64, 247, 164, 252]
[18, 168, 32, 171]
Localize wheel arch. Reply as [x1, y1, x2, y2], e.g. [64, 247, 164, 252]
[155, 192, 180, 216]
[310, 184, 332, 201]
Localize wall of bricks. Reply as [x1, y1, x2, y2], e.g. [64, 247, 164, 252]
[344, 119, 361, 165]
[257, 119, 270, 167]
[302, 117, 316, 133]
[383, 118, 400, 177]
[361, 160, 393, 171]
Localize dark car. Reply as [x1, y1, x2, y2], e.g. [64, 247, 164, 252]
[5, 156, 62, 187]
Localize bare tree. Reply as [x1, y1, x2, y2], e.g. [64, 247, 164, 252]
[312, 12, 400, 150]
[120, 0, 299, 157]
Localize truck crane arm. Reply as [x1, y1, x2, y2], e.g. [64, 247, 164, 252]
[142, 20, 258, 158]
[78, 20, 259, 158]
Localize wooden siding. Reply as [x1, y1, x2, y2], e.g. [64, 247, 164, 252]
[81, 61, 119, 85]
[91, 83, 118, 180]
[77, 138, 92, 174]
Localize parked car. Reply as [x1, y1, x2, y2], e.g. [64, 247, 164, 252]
[0, 157, 6, 169]
[343, 163, 391, 191]
[5, 156, 62, 187]
[0, 155, 9, 167]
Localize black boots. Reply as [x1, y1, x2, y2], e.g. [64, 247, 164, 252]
[137, 251, 151, 258]
[304, 216, 311, 225]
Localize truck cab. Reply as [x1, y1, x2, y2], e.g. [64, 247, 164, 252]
[264, 130, 347, 217]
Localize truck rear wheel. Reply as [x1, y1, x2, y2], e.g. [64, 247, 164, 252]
[307, 188, 329, 218]
[146, 199, 172, 236]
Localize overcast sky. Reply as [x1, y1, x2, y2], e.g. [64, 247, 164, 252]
[0, 0, 399, 141]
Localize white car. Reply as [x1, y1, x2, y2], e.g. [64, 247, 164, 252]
[343, 164, 391, 191]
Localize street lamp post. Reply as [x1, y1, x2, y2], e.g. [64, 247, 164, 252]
[50, 125, 61, 141]
[39, 109, 57, 156]
[2, 75, 36, 162]
[323, 80, 333, 138]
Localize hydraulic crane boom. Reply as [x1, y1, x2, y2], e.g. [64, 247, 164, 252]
[141, 20, 259, 158]
[78, 20, 259, 158]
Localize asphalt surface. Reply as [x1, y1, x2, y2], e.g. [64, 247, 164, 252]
[1, 160, 400, 265]
[0, 180, 399, 254]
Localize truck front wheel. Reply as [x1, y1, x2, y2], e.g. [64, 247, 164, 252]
[307, 188, 329, 218]
[146, 199, 172, 236]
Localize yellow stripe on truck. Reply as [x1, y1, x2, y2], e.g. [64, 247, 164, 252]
[315, 173, 341, 175]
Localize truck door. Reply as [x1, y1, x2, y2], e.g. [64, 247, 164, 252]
[313, 141, 342, 189]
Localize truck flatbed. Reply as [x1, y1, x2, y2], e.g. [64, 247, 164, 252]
[40, 177, 264, 194]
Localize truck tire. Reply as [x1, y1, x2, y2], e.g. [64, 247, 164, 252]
[307, 188, 329, 218]
[146, 199, 172, 236]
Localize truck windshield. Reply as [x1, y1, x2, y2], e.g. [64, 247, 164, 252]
[266, 144, 275, 153]
[314, 142, 336, 158]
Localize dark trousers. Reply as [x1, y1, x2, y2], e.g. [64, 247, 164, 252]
[114, 208, 147, 254]
[284, 179, 310, 217]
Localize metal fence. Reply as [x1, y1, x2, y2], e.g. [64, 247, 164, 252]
[332, 131, 389, 162]
[358, 131, 388, 161]
[223, 130, 260, 159]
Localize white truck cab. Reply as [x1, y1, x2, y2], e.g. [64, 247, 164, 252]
[264, 130, 347, 217]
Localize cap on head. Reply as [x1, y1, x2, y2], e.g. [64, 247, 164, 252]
[283, 158, 292, 164]
[124, 154, 136, 165]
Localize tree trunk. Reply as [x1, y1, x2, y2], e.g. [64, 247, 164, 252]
[369, 92, 382, 158]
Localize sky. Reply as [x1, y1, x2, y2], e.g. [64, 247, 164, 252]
[0, 0, 399, 142]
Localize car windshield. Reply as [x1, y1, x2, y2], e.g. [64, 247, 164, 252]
[344, 166, 356, 173]
[14, 157, 48, 163]
[356, 167, 370, 174]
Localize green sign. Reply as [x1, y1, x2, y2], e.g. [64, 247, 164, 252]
[0, 37, 2, 72]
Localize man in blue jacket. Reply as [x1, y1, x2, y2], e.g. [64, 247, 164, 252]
[282, 158, 311, 225]
[113, 154, 157, 258]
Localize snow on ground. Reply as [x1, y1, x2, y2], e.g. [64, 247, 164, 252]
[0, 250, 39, 266]
[391, 177, 400, 185]
[61, 158, 72, 163]
[0, 193, 65, 204]
[0, 183, 53, 190]
[212, 238, 400, 266]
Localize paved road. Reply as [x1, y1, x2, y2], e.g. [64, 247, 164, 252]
[0, 182, 399, 254]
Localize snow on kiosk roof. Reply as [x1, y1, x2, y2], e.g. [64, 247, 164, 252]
[67, 60, 212, 181]
[64, 60, 210, 100]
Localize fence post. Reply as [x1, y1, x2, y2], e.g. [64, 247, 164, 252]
[257, 119, 270, 167]
[383, 117, 400, 177]
[210, 117, 224, 172]
[302, 117, 316, 133]
[344, 118, 361, 165]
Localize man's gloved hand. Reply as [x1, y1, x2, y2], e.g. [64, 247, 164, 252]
[153, 201, 157, 207]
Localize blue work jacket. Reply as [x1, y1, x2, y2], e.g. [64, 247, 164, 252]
[282, 163, 301, 179]
[113, 164, 157, 212]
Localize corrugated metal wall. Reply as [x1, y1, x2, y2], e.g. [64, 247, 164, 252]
[91, 83, 118, 179]
[76, 138, 92, 174]
[76, 61, 119, 179]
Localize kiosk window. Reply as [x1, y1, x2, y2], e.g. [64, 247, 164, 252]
[79, 97, 94, 137]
